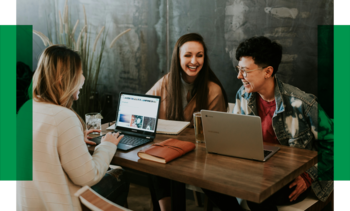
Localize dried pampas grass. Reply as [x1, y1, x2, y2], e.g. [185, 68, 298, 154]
[33, 30, 52, 46]
[83, 31, 87, 53]
[65, 24, 69, 34]
[71, 19, 79, 38]
[34, 0, 131, 118]
[109, 28, 131, 48]
[83, 5, 88, 33]
[75, 25, 87, 51]
[92, 26, 105, 52]
[64, 5, 68, 24]
[59, 10, 63, 34]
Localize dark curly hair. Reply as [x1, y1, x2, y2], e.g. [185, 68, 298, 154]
[235, 36, 282, 76]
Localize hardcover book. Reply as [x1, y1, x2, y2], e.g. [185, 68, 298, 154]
[137, 139, 195, 163]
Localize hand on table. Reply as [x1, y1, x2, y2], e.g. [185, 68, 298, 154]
[84, 129, 101, 145]
[289, 175, 308, 202]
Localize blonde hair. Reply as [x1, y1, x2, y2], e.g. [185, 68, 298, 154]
[33, 45, 85, 129]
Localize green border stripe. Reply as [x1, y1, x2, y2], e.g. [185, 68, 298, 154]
[334, 25, 350, 180]
[0, 25, 17, 180]
[16, 25, 33, 180]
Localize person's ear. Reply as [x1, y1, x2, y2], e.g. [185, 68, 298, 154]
[265, 66, 274, 79]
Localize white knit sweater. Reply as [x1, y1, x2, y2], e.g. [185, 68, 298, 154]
[17, 101, 117, 211]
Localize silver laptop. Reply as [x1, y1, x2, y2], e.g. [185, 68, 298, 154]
[201, 110, 279, 161]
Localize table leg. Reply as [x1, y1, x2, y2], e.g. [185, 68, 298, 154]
[147, 176, 161, 211]
[171, 180, 186, 211]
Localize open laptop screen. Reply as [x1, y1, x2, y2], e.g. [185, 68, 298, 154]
[116, 93, 160, 134]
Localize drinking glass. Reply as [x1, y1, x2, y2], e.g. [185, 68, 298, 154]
[85, 112, 102, 134]
[193, 112, 205, 143]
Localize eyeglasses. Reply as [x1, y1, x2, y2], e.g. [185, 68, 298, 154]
[235, 66, 267, 77]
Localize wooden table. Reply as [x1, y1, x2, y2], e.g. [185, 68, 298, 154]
[89, 123, 318, 209]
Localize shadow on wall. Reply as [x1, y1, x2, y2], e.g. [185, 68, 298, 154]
[17, 62, 33, 113]
[224, 0, 333, 99]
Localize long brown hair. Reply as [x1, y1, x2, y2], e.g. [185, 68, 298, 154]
[32, 45, 85, 129]
[166, 33, 228, 120]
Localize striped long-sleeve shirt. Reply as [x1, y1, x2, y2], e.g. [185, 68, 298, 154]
[17, 100, 117, 211]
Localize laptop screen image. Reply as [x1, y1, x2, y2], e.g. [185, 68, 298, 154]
[116, 93, 160, 134]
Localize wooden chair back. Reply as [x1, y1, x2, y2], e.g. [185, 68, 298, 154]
[75, 186, 131, 211]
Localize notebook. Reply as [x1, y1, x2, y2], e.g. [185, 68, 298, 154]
[156, 119, 190, 134]
[201, 110, 279, 162]
[90, 92, 161, 151]
[137, 138, 195, 163]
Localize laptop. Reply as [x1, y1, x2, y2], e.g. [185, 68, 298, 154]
[201, 110, 279, 161]
[90, 92, 161, 151]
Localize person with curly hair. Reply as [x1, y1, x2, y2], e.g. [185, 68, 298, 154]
[203, 36, 333, 211]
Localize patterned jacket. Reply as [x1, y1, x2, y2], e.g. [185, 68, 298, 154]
[233, 77, 333, 202]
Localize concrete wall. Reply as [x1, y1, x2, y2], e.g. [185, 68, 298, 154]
[17, 0, 333, 107]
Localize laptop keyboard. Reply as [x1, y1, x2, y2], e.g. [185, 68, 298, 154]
[90, 134, 150, 146]
[120, 135, 150, 146]
[264, 150, 272, 158]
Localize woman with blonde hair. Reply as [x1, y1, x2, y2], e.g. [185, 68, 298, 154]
[17, 45, 129, 211]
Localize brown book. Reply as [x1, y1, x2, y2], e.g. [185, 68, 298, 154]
[137, 139, 196, 164]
